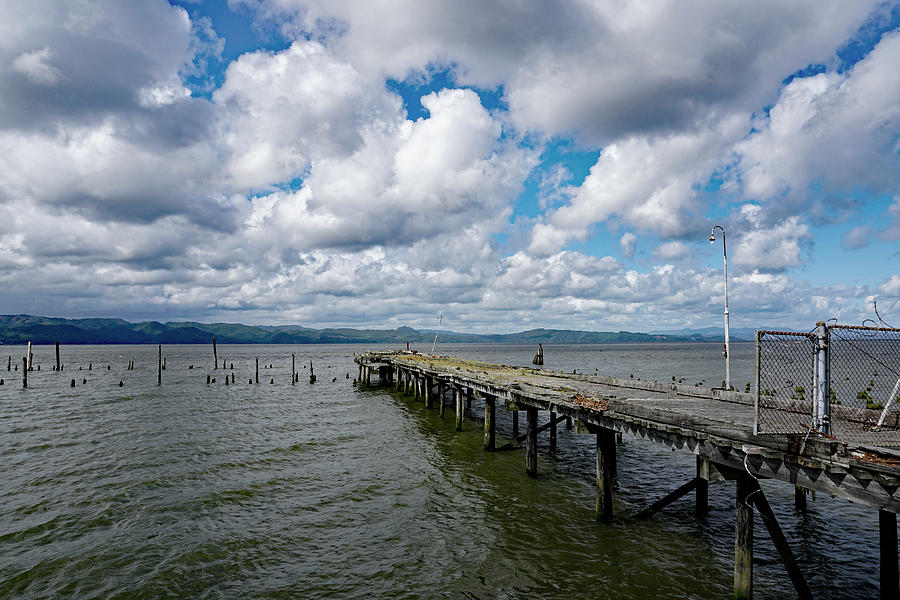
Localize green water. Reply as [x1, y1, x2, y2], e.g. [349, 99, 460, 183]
[0, 343, 888, 598]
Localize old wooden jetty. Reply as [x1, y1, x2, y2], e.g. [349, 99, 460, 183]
[355, 350, 900, 600]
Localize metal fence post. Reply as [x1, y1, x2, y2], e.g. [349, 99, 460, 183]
[754, 330, 761, 435]
[813, 321, 831, 435]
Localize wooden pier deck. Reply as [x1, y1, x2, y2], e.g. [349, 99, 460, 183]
[355, 350, 900, 600]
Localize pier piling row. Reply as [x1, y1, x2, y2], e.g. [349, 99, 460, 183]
[356, 351, 900, 600]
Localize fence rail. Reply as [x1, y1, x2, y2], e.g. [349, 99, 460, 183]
[755, 323, 900, 446]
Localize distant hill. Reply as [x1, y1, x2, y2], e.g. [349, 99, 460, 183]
[0, 314, 722, 345]
[649, 326, 801, 341]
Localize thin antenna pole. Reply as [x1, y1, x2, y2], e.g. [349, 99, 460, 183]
[431, 314, 443, 354]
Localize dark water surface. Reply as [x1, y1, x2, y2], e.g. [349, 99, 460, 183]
[0, 343, 887, 598]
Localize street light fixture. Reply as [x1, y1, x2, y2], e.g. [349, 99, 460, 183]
[709, 225, 730, 390]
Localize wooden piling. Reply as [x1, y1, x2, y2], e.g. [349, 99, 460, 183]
[256, 357, 259, 384]
[734, 473, 755, 600]
[26, 341, 32, 371]
[512, 410, 519, 435]
[596, 428, 616, 520]
[455, 385, 463, 431]
[484, 395, 495, 450]
[309, 361, 316, 384]
[696, 457, 709, 518]
[424, 376, 433, 409]
[7, 355, 10, 371]
[549, 411, 557, 451]
[439, 382, 446, 418]
[292, 354, 296, 386]
[55, 341, 60, 372]
[794, 486, 807, 511]
[526, 407, 538, 477]
[213, 337, 217, 369]
[22, 357, 27, 388]
[881, 509, 899, 600]
[157, 344, 162, 386]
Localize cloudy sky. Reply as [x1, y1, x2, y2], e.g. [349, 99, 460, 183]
[1, 0, 899, 333]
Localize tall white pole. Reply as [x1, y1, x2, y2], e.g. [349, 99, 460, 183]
[711, 226, 730, 389]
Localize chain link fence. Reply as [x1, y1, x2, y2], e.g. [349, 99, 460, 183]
[755, 324, 900, 447]
[755, 330, 816, 436]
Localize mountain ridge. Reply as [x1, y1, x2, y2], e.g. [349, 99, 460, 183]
[0, 314, 745, 345]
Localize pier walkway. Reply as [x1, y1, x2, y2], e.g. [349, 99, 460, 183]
[355, 350, 900, 600]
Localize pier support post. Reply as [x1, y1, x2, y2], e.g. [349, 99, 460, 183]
[22, 357, 27, 389]
[484, 395, 495, 450]
[466, 388, 472, 409]
[512, 410, 519, 435]
[549, 411, 557, 451]
[55, 341, 60, 372]
[292, 354, 295, 385]
[256, 357, 259, 384]
[439, 382, 446, 418]
[213, 337, 217, 370]
[424, 376, 433, 409]
[414, 375, 420, 400]
[794, 486, 807, 511]
[455, 385, 463, 431]
[596, 428, 616, 521]
[881, 509, 899, 600]
[526, 407, 538, 477]
[734, 473, 754, 600]
[696, 457, 709, 518]
[157, 345, 162, 386]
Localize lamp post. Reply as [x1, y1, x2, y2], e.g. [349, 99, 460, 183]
[709, 225, 730, 390]
[431, 313, 443, 355]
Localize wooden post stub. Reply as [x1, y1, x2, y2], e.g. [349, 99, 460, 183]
[696, 457, 709, 518]
[484, 395, 495, 450]
[881, 509, 899, 600]
[734, 473, 755, 600]
[596, 427, 616, 520]
[424, 376, 433, 408]
[213, 337, 218, 369]
[22, 357, 27, 389]
[549, 411, 557, 451]
[512, 410, 519, 435]
[455, 385, 464, 431]
[157, 344, 162, 386]
[526, 407, 538, 477]
[55, 341, 60, 372]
